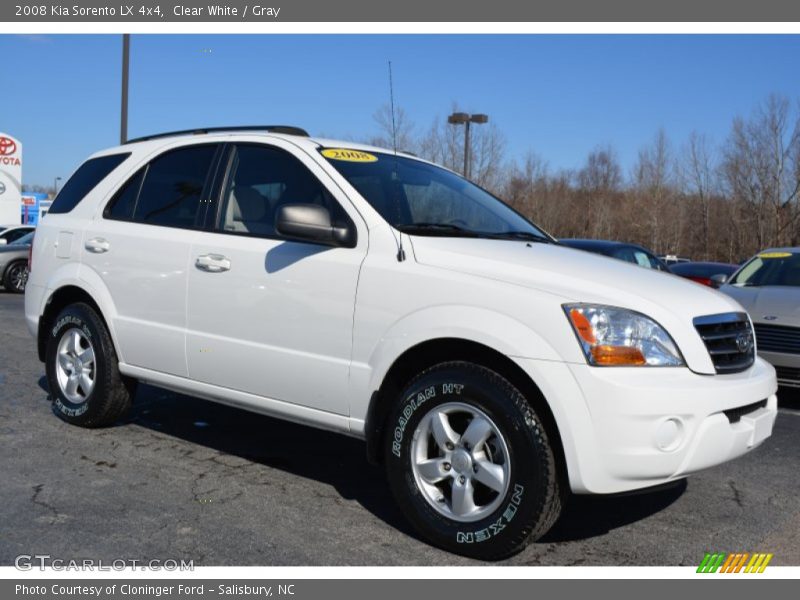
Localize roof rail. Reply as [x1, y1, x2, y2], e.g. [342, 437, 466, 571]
[124, 125, 309, 145]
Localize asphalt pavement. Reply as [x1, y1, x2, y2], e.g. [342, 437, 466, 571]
[1, 292, 798, 565]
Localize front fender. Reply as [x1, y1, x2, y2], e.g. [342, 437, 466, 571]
[349, 305, 563, 428]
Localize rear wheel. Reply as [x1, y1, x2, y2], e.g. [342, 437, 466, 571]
[3, 260, 28, 293]
[45, 303, 134, 427]
[385, 361, 563, 560]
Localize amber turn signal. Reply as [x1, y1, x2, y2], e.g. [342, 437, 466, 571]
[590, 345, 647, 366]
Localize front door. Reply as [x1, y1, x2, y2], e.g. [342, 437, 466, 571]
[185, 141, 367, 415]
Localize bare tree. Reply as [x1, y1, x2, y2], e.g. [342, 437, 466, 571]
[682, 131, 718, 260]
[577, 146, 622, 194]
[632, 130, 677, 253]
[369, 103, 417, 154]
[722, 94, 800, 250]
[419, 106, 507, 192]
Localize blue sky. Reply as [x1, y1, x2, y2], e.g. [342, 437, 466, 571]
[3, 34, 800, 187]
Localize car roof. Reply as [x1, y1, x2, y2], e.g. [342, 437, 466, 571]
[672, 261, 737, 267]
[91, 128, 415, 163]
[758, 247, 800, 254]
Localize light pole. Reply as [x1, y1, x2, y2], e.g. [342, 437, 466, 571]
[53, 176, 62, 197]
[120, 34, 130, 144]
[447, 112, 488, 180]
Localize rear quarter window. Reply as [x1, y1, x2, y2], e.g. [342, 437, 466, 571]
[49, 153, 130, 214]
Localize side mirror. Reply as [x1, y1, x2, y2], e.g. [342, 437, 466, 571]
[276, 204, 355, 247]
[0, 239, 6, 245]
[710, 273, 728, 287]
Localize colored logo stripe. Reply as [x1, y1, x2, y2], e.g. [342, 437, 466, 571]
[697, 552, 773, 573]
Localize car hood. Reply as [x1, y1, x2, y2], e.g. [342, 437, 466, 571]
[719, 285, 800, 325]
[409, 236, 745, 374]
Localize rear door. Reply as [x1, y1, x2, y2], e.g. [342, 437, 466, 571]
[185, 140, 367, 414]
[82, 143, 222, 376]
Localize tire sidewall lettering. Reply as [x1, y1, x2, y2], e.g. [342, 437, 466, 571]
[455, 483, 525, 544]
[49, 312, 96, 413]
[52, 315, 93, 344]
[391, 385, 436, 458]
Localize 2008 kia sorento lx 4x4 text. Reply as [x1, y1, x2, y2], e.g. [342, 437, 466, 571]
[25, 126, 778, 560]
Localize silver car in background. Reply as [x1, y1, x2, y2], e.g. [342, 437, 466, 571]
[717, 248, 800, 387]
[0, 231, 33, 293]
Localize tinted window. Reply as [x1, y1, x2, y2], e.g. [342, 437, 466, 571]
[612, 246, 667, 271]
[11, 232, 34, 246]
[49, 154, 129, 214]
[220, 144, 348, 237]
[125, 145, 217, 228]
[105, 168, 145, 220]
[1, 228, 31, 243]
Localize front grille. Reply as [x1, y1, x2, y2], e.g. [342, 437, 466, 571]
[723, 400, 767, 424]
[753, 323, 800, 355]
[694, 312, 755, 374]
[775, 366, 800, 383]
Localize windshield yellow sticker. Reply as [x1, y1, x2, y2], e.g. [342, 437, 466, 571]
[758, 252, 792, 259]
[322, 148, 378, 163]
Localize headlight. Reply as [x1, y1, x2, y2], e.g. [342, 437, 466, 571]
[563, 304, 684, 367]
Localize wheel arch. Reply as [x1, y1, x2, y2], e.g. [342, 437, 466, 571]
[37, 284, 118, 364]
[364, 337, 568, 486]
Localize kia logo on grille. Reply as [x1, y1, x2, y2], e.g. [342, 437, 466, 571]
[0, 137, 17, 156]
[736, 331, 754, 353]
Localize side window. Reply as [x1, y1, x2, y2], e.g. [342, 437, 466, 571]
[105, 168, 145, 220]
[613, 247, 636, 265]
[632, 250, 656, 269]
[220, 144, 348, 238]
[130, 145, 217, 229]
[49, 153, 130, 214]
[104, 146, 217, 227]
[3, 229, 29, 243]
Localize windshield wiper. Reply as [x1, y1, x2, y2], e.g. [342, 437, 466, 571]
[396, 223, 481, 237]
[484, 231, 556, 243]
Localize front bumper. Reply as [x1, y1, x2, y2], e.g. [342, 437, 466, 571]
[514, 356, 778, 494]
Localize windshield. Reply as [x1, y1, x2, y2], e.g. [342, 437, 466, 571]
[321, 149, 551, 241]
[731, 251, 800, 287]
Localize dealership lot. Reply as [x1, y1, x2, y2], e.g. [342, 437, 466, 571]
[0, 292, 798, 566]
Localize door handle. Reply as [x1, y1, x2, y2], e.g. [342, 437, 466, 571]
[85, 237, 110, 253]
[195, 254, 231, 273]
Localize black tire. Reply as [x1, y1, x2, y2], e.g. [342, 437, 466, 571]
[45, 303, 133, 427]
[3, 260, 28, 293]
[385, 361, 563, 560]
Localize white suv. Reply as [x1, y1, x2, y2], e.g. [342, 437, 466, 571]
[25, 126, 778, 559]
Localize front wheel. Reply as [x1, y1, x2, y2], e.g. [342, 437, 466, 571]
[385, 362, 563, 560]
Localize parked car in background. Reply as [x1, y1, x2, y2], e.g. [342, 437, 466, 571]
[717, 248, 800, 388]
[560, 239, 670, 271]
[0, 230, 33, 293]
[670, 261, 739, 288]
[0, 225, 35, 245]
[659, 254, 691, 266]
